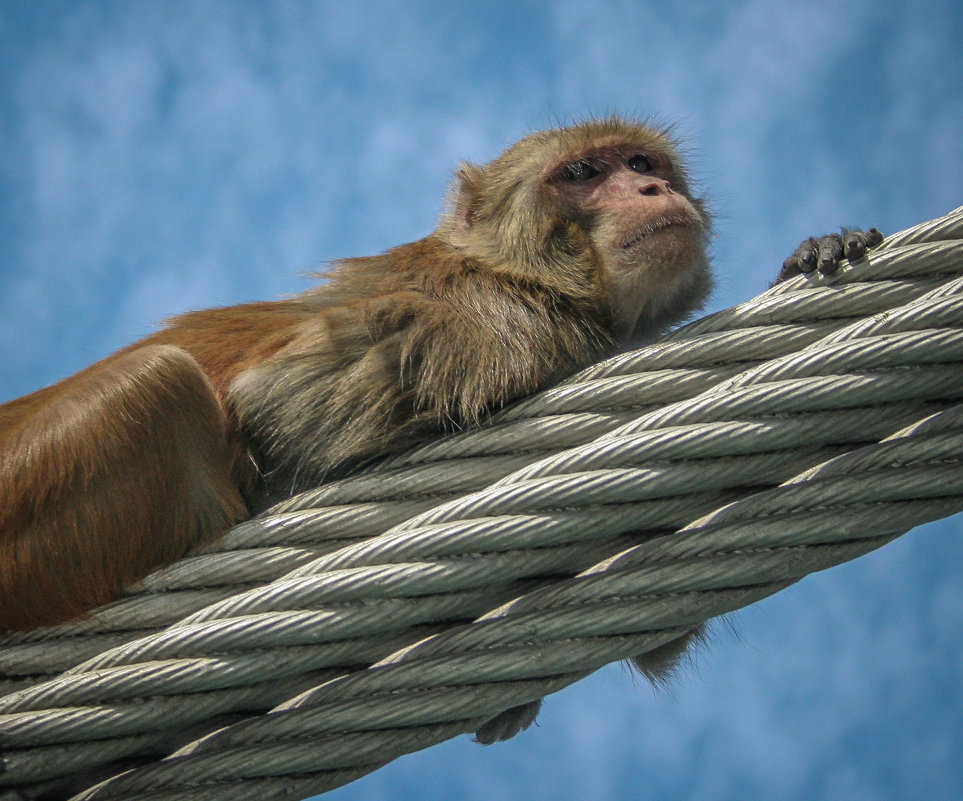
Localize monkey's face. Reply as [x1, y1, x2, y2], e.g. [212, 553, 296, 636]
[443, 119, 712, 343]
[550, 142, 710, 341]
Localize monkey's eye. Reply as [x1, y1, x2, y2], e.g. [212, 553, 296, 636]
[560, 159, 603, 182]
[627, 154, 655, 174]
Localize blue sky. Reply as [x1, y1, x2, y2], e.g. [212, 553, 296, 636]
[1, 2, 961, 800]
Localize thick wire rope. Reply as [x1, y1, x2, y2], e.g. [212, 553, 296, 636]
[0, 206, 961, 800]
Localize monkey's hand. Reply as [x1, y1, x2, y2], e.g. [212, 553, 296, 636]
[777, 227, 884, 282]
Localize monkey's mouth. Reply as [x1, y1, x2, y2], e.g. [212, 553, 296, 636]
[621, 216, 696, 249]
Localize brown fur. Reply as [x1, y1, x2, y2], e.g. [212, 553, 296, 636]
[0, 346, 247, 629]
[0, 117, 711, 630]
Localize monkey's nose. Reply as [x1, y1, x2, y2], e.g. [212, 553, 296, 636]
[639, 179, 669, 196]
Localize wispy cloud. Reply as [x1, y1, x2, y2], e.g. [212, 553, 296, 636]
[1, 2, 960, 799]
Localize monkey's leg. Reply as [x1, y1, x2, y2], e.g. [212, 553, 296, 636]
[0, 345, 249, 630]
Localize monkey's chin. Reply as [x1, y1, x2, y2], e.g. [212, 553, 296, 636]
[619, 226, 704, 279]
[607, 227, 709, 341]
[620, 216, 697, 251]
[613, 256, 711, 345]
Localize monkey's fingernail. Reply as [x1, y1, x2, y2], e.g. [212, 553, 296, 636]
[798, 254, 816, 273]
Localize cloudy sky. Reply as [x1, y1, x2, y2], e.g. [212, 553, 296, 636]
[1, 1, 961, 800]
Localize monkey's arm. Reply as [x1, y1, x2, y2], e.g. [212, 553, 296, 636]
[231, 272, 614, 505]
[0, 345, 248, 630]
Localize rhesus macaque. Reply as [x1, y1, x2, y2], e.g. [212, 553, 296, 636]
[0, 117, 881, 647]
[0, 118, 712, 632]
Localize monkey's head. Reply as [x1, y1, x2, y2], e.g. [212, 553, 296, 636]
[443, 117, 712, 343]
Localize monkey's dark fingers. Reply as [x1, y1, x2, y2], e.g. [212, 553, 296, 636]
[816, 233, 846, 276]
[778, 227, 884, 283]
[842, 227, 884, 261]
[779, 237, 820, 281]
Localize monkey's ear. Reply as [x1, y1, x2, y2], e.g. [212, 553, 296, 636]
[448, 163, 484, 248]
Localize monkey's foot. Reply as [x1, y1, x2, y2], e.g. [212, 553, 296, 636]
[474, 700, 542, 744]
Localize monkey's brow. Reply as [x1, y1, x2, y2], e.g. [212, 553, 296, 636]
[572, 145, 658, 166]
[562, 154, 609, 171]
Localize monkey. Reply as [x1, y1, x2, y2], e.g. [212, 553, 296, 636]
[0, 118, 714, 632]
[0, 117, 882, 644]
